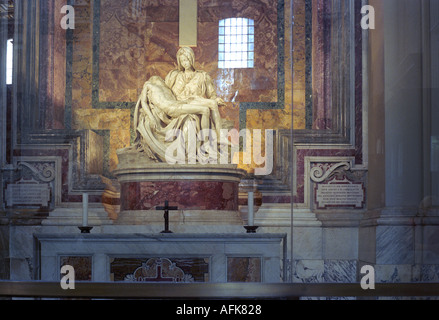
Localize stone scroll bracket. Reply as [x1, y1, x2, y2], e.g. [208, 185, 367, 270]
[16, 162, 56, 183]
[310, 162, 352, 184]
[3, 159, 58, 211]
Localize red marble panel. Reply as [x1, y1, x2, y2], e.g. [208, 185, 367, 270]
[227, 257, 261, 282]
[312, 0, 332, 130]
[71, 0, 93, 112]
[99, 0, 179, 102]
[39, 0, 67, 130]
[120, 181, 239, 211]
[354, 0, 364, 165]
[60, 256, 92, 281]
[98, 0, 278, 108]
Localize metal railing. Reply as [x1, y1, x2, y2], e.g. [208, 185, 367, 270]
[1, 281, 439, 299]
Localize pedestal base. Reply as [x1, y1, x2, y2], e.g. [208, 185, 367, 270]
[113, 152, 247, 225]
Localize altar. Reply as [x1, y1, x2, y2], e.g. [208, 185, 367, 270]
[35, 233, 287, 283]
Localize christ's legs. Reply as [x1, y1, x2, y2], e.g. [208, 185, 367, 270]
[169, 104, 211, 133]
[189, 98, 223, 138]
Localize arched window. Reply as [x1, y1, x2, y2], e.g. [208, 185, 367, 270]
[218, 18, 254, 69]
[6, 38, 13, 85]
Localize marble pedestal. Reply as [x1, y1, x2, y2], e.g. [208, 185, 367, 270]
[113, 151, 247, 225]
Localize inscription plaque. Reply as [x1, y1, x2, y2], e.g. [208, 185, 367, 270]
[315, 178, 365, 209]
[5, 178, 51, 208]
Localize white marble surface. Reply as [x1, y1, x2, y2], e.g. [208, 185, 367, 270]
[42, 207, 114, 226]
[254, 205, 322, 227]
[117, 209, 244, 225]
[291, 227, 322, 260]
[114, 154, 246, 183]
[419, 265, 439, 282]
[292, 260, 324, 283]
[323, 228, 359, 260]
[292, 259, 357, 284]
[324, 260, 357, 283]
[422, 226, 439, 264]
[358, 226, 377, 264]
[376, 225, 414, 265]
[374, 264, 413, 283]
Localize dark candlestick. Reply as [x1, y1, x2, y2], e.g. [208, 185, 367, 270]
[244, 226, 259, 234]
[78, 226, 93, 234]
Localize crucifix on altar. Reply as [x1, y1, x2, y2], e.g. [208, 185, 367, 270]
[156, 201, 179, 234]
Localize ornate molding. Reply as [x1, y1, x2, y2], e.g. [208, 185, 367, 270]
[124, 258, 194, 283]
[17, 162, 56, 183]
[310, 162, 351, 183]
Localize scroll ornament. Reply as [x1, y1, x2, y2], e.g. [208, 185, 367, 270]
[310, 162, 351, 183]
[17, 162, 56, 183]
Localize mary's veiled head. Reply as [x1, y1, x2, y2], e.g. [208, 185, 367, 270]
[176, 47, 196, 71]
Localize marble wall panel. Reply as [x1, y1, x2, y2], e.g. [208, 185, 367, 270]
[98, 0, 279, 106]
[0, 226, 9, 279]
[374, 264, 413, 283]
[419, 265, 439, 282]
[293, 0, 306, 91]
[292, 227, 322, 260]
[376, 226, 415, 265]
[227, 257, 262, 282]
[293, 0, 307, 130]
[323, 260, 357, 283]
[40, 0, 68, 130]
[311, 0, 332, 130]
[241, 0, 293, 132]
[120, 181, 238, 211]
[323, 228, 359, 260]
[71, 0, 93, 115]
[358, 226, 377, 264]
[99, 1, 179, 101]
[292, 260, 324, 283]
[60, 256, 92, 281]
[293, 259, 357, 284]
[422, 226, 439, 264]
[29, 0, 60, 130]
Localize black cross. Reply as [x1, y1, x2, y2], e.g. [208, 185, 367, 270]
[156, 201, 178, 234]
